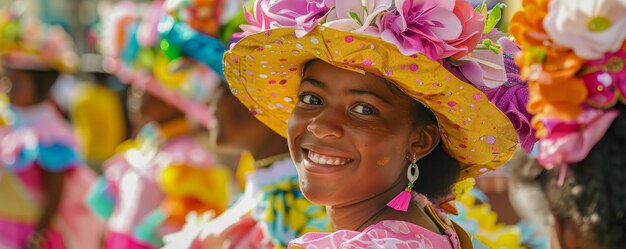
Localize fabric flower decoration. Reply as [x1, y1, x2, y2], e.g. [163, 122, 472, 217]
[378, 0, 460, 59]
[486, 83, 536, 152]
[515, 47, 588, 136]
[323, 0, 391, 34]
[240, 0, 331, 38]
[377, 0, 483, 60]
[543, 0, 626, 60]
[537, 109, 619, 168]
[580, 49, 626, 107]
[509, 0, 550, 48]
[445, 0, 485, 59]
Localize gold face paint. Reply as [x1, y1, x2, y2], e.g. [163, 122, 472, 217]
[376, 156, 390, 167]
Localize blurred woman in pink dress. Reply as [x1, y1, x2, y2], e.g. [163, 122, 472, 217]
[0, 7, 102, 249]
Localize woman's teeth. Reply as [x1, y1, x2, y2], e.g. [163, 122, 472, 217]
[307, 150, 350, 165]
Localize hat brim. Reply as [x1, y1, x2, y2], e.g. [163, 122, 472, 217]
[107, 57, 212, 129]
[223, 27, 517, 180]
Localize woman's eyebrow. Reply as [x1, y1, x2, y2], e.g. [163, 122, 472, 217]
[301, 77, 327, 89]
[347, 88, 392, 105]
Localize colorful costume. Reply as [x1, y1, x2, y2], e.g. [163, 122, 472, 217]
[0, 102, 101, 249]
[0, 8, 101, 249]
[90, 119, 230, 249]
[88, 1, 231, 248]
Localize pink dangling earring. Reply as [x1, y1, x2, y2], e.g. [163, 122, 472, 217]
[387, 156, 419, 212]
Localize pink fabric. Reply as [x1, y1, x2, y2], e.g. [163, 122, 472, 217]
[105, 231, 156, 249]
[288, 220, 457, 249]
[538, 109, 620, 168]
[158, 136, 219, 169]
[8, 160, 102, 249]
[0, 219, 66, 249]
[57, 167, 103, 249]
[220, 215, 274, 249]
[11, 103, 77, 147]
[103, 153, 165, 235]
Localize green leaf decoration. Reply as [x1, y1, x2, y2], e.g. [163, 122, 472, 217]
[484, 3, 503, 33]
[475, 0, 487, 14]
[349, 11, 363, 26]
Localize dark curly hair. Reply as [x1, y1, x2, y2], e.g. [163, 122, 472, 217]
[380, 74, 461, 202]
[512, 104, 626, 248]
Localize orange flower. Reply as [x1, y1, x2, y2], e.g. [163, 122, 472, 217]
[510, 0, 588, 138]
[522, 51, 587, 135]
[188, 0, 222, 37]
[510, 0, 551, 48]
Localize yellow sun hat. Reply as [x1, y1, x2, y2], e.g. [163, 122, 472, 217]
[223, 0, 526, 180]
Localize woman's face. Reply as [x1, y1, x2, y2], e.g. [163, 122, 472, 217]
[127, 87, 183, 128]
[3, 68, 37, 107]
[288, 60, 438, 206]
[207, 84, 272, 154]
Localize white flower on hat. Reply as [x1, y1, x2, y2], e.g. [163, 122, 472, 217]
[323, 0, 391, 34]
[543, 0, 626, 59]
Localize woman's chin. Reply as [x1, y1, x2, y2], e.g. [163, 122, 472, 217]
[299, 180, 344, 206]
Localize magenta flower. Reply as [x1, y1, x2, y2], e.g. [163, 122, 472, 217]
[378, 0, 459, 59]
[378, 0, 483, 60]
[240, 0, 332, 38]
[580, 50, 626, 108]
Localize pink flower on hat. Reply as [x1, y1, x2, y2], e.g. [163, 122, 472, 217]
[240, 0, 332, 38]
[378, 0, 483, 60]
[446, 0, 485, 59]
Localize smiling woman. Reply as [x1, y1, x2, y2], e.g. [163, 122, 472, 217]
[223, 0, 531, 248]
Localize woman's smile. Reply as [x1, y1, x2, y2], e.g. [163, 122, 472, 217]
[306, 149, 352, 166]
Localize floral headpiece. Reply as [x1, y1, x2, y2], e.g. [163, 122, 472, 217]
[511, 0, 626, 178]
[0, 8, 77, 73]
[100, 0, 228, 127]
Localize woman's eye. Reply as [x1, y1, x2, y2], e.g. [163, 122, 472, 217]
[352, 104, 375, 115]
[299, 93, 322, 105]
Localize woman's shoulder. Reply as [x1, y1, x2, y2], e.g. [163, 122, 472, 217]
[289, 220, 457, 249]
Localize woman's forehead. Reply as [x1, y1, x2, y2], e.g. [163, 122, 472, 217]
[302, 60, 412, 102]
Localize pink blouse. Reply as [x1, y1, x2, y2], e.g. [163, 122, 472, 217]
[288, 219, 458, 249]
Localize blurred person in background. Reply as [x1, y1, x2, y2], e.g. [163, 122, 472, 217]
[71, 53, 126, 171]
[0, 7, 102, 249]
[162, 1, 329, 248]
[510, 0, 626, 248]
[86, 1, 231, 248]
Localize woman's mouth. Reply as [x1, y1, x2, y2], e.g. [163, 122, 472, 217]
[305, 149, 354, 166]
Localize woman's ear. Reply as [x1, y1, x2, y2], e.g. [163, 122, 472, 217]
[408, 123, 440, 160]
